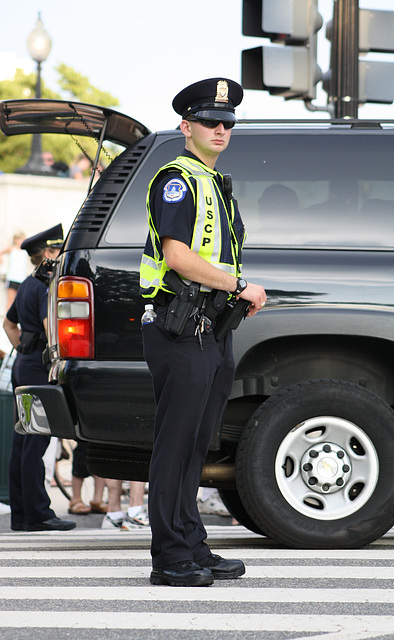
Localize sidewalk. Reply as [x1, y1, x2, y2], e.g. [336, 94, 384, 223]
[0, 479, 107, 533]
[0, 456, 234, 532]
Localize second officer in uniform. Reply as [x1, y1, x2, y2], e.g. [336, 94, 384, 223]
[3, 224, 76, 532]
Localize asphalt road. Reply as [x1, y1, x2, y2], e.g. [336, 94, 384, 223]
[0, 523, 392, 639]
[0, 458, 393, 638]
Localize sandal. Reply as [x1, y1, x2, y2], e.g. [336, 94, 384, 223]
[68, 500, 91, 515]
[90, 500, 108, 514]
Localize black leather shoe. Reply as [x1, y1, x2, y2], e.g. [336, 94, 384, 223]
[25, 517, 76, 531]
[198, 553, 245, 579]
[150, 560, 214, 586]
[11, 523, 26, 531]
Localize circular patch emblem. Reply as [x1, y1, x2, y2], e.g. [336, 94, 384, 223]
[163, 178, 187, 203]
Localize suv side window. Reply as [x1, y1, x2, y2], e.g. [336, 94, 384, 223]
[219, 131, 394, 249]
[104, 130, 394, 249]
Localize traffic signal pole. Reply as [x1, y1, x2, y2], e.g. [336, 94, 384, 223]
[331, 0, 359, 118]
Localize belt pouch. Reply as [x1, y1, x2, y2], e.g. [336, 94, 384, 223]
[17, 331, 38, 354]
[214, 299, 250, 341]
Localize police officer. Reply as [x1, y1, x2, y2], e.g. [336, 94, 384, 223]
[3, 224, 76, 532]
[140, 78, 266, 586]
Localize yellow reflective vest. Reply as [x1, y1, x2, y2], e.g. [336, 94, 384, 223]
[140, 155, 245, 298]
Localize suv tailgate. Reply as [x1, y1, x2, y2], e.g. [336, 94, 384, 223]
[0, 99, 150, 147]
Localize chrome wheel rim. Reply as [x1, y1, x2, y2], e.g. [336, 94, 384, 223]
[275, 416, 379, 521]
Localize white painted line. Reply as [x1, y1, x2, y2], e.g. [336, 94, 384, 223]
[0, 612, 392, 636]
[0, 587, 392, 603]
[0, 528, 260, 545]
[0, 565, 392, 580]
[0, 525, 391, 543]
[0, 548, 393, 560]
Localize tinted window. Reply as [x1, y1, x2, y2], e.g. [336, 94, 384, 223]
[103, 138, 183, 245]
[105, 130, 394, 248]
[224, 131, 394, 249]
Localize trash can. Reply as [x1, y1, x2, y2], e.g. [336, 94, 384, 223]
[0, 390, 14, 504]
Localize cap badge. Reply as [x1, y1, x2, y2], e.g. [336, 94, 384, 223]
[215, 80, 229, 103]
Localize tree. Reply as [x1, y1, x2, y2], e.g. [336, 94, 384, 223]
[0, 65, 119, 174]
[56, 64, 119, 107]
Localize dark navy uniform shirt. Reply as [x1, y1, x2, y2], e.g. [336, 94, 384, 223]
[6, 275, 48, 386]
[149, 150, 202, 246]
[7, 275, 47, 333]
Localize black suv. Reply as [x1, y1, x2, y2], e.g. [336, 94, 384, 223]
[1, 99, 393, 549]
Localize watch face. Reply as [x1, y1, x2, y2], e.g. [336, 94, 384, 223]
[237, 278, 247, 293]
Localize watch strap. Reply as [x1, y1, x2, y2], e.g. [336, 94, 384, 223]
[233, 277, 247, 295]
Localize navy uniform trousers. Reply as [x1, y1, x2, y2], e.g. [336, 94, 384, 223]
[9, 351, 55, 528]
[143, 304, 235, 569]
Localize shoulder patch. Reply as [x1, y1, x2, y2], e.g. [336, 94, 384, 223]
[163, 178, 187, 203]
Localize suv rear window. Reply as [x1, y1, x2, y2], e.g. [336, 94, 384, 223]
[103, 138, 183, 246]
[104, 130, 394, 249]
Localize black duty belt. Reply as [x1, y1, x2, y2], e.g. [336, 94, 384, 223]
[17, 331, 47, 355]
[154, 289, 209, 309]
[153, 290, 175, 305]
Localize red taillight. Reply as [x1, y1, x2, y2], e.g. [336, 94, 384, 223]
[57, 277, 94, 359]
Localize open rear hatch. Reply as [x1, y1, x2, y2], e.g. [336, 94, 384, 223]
[0, 99, 150, 145]
[0, 99, 151, 189]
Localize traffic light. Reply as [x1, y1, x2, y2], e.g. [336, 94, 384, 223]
[241, 0, 323, 100]
[324, 7, 394, 110]
[359, 9, 394, 103]
[359, 9, 394, 54]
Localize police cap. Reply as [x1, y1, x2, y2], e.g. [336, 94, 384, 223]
[172, 78, 243, 124]
[21, 223, 64, 256]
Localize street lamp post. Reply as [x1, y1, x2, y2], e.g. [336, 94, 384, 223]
[16, 13, 53, 175]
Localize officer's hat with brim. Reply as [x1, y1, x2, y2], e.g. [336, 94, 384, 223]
[172, 77, 243, 124]
[21, 223, 64, 256]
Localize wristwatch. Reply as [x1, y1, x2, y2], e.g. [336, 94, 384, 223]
[233, 277, 247, 296]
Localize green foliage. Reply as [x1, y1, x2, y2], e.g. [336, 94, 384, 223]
[0, 65, 119, 173]
[56, 64, 119, 108]
[0, 68, 37, 100]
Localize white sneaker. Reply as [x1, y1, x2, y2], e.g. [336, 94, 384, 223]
[121, 509, 150, 530]
[197, 491, 230, 516]
[0, 502, 11, 515]
[101, 514, 124, 529]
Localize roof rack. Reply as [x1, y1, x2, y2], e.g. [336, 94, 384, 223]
[235, 118, 392, 126]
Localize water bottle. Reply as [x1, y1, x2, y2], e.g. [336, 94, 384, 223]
[141, 303, 157, 326]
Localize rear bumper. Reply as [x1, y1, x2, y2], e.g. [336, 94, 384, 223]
[15, 385, 77, 438]
[49, 359, 156, 447]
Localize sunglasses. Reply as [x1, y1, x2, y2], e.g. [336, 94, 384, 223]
[188, 117, 235, 130]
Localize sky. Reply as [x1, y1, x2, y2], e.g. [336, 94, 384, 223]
[1, 0, 394, 132]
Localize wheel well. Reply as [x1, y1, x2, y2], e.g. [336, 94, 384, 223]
[221, 334, 394, 444]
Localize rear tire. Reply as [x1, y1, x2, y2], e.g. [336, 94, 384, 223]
[236, 380, 394, 548]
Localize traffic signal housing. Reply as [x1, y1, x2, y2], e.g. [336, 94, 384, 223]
[242, 0, 323, 100]
[324, 7, 394, 110]
[359, 9, 394, 104]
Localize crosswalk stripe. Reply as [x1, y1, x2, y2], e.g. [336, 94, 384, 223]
[0, 525, 255, 539]
[0, 586, 392, 602]
[0, 611, 392, 635]
[0, 547, 393, 560]
[0, 528, 392, 639]
[0, 565, 392, 579]
[0, 524, 392, 543]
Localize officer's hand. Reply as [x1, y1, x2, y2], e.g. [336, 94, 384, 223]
[239, 282, 267, 317]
